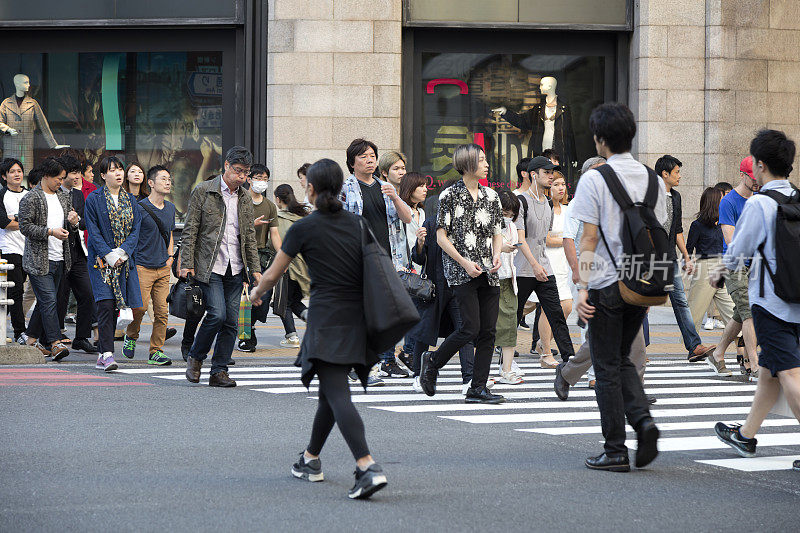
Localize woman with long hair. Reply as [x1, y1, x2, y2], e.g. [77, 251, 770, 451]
[250, 158, 387, 499]
[123, 161, 150, 201]
[85, 156, 143, 371]
[273, 183, 311, 346]
[685, 187, 737, 368]
[393, 172, 429, 371]
[535, 171, 573, 365]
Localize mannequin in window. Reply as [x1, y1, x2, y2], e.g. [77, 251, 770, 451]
[0, 74, 68, 172]
[492, 76, 576, 181]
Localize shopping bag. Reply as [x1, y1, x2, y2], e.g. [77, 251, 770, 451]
[237, 287, 252, 340]
[770, 386, 793, 417]
[117, 307, 134, 329]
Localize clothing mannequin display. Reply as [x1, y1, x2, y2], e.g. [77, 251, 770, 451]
[492, 76, 577, 181]
[0, 74, 67, 170]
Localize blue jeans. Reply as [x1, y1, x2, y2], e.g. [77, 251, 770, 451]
[27, 260, 65, 347]
[188, 270, 243, 375]
[669, 264, 702, 352]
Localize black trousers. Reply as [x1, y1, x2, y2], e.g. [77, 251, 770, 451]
[96, 299, 118, 354]
[431, 274, 499, 390]
[412, 293, 475, 383]
[307, 361, 370, 460]
[4, 253, 27, 338]
[516, 276, 574, 361]
[588, 283, 651, 456]
[56, 258, 95, 341]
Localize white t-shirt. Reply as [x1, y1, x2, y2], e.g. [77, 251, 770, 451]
[44, 191, 64, 261]
[569, 152, 668, 290]
[542, 105, 556, 150]
[0, 189, 28, 255]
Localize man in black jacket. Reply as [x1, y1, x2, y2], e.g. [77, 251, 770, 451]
[55, 154, 97, 354]
[655, 155, 714, 362]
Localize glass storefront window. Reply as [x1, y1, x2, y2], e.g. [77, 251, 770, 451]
[0, 51, 224, 216]
[419, 52, 607, 195]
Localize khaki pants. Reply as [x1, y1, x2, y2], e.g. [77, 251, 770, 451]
[686, 257, 734, 329]
[561, 326, 647, 386]
[126, 265, 171, 354]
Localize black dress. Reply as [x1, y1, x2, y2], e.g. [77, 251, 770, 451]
[280, 209, 378, 388]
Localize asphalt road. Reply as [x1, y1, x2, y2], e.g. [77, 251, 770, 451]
[1, 314, 798, 531]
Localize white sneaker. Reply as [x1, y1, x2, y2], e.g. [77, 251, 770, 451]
[703, 318, 714, 330]
[412, 376, 423, 393]
[510, 360, 525, 376]
[280, 334, 301, 348]
[714, 319, 726, 329]
[498, 371, 523, 385]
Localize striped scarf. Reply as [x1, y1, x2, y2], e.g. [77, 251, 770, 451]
[100, 187, 134, 307]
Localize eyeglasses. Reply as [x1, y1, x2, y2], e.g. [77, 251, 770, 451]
[229, 165, 251, 176]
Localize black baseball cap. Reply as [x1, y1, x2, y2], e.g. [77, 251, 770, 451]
[527, 155, 558, 172]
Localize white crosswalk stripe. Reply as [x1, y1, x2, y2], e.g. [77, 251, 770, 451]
[122, 359, 799, 472]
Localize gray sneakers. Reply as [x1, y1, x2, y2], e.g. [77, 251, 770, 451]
[706, 354, 732, 376]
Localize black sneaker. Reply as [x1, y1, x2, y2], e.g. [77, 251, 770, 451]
[419, 351, 438, 396]
[465, 386, 505, 404]
[291, 452, 324, 482]
[380, 360, 409, 378]
[715, 422, 757, 457]
[237, 338, 256, 353]
[397, 351, 414, 373]
[348, 464, 387, 500]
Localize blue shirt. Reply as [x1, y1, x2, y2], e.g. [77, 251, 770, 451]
[724, 180, 800, 323]
[136, 198, 176, 269]
[718, 189, 747, 252]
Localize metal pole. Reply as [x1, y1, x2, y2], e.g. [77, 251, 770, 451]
[0, 259, 16, 346]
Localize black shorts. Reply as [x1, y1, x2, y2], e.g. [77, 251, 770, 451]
[751, 305, 800, 377]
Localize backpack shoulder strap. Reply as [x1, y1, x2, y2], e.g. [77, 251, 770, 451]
[643, 166, 660, 208]
[596, 164, 635, 209]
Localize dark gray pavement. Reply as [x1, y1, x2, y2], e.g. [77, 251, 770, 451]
[2, 311, 799, 531]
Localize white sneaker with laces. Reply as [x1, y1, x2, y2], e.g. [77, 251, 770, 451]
[714, 319, 726, 329]
[412, 376, 423, 393]
[510, 360, 525, 376]
[280, 333, 301, 347]
[703, 318, 714, 330]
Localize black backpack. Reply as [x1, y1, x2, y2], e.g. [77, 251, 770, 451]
[596, 164, 675, 306]
[757, 187, 800, 303]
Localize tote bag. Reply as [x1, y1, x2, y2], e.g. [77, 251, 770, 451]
[359, 219, 420, 353]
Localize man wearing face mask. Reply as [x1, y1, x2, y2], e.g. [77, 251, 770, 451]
[237, 164, 282, 353]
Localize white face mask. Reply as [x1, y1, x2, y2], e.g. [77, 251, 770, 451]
[251, 180, 268, 194]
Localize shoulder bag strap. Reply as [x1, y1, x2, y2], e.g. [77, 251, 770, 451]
[596, 164, 635, 209]
[643, 166, 660, 208]
[139, 201, 170, 250]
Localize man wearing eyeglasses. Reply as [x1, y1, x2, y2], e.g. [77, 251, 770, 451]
[180, 146, 261, 387]
[705, 156, 761, 376]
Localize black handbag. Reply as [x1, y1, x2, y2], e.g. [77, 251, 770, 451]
[398, 223, 435, 302]
[271, 272, 289, 318]
[359, 219, 420, 353]
[167, 278, 189, 319]
[185, 275, 205, 319]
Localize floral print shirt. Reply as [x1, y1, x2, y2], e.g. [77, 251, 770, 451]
[436, 179, 504, 287]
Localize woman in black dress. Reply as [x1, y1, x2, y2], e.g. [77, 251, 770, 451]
[250, 158, 387, 500]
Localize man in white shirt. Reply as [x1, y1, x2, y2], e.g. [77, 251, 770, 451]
[711, 130, 800, 468]
[570, 103, 665, 473]
[0, 157, 29, 342]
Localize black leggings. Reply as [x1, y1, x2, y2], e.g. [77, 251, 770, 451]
[96, 299, 118, 354]
[307, 361, 370, 460]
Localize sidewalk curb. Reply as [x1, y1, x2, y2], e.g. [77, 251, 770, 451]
[0, 345, 46, 365]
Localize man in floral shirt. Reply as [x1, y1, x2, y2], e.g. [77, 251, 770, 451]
[419, 143, 506, 404]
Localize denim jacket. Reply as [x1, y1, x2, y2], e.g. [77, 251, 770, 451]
[340, 174, 409, 269]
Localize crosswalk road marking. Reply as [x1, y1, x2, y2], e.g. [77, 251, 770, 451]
[120, 360, 798, 472]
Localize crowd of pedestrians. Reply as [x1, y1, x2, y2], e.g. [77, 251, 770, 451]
[3, 100, 799, 498]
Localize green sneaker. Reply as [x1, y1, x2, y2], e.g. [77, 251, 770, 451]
[147, 349, 172, 366]
[122, 335, 136, 359]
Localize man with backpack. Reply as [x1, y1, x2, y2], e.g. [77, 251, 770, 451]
[122, 165, 175, 366]
[570, 102, 667, 472]
[712, 130, 800, 471]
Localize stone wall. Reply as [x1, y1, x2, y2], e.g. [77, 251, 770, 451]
[267, 0, 403, 192]
[632, 0, 800, 228]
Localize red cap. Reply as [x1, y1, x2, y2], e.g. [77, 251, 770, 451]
[739, 156, 754, 179]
